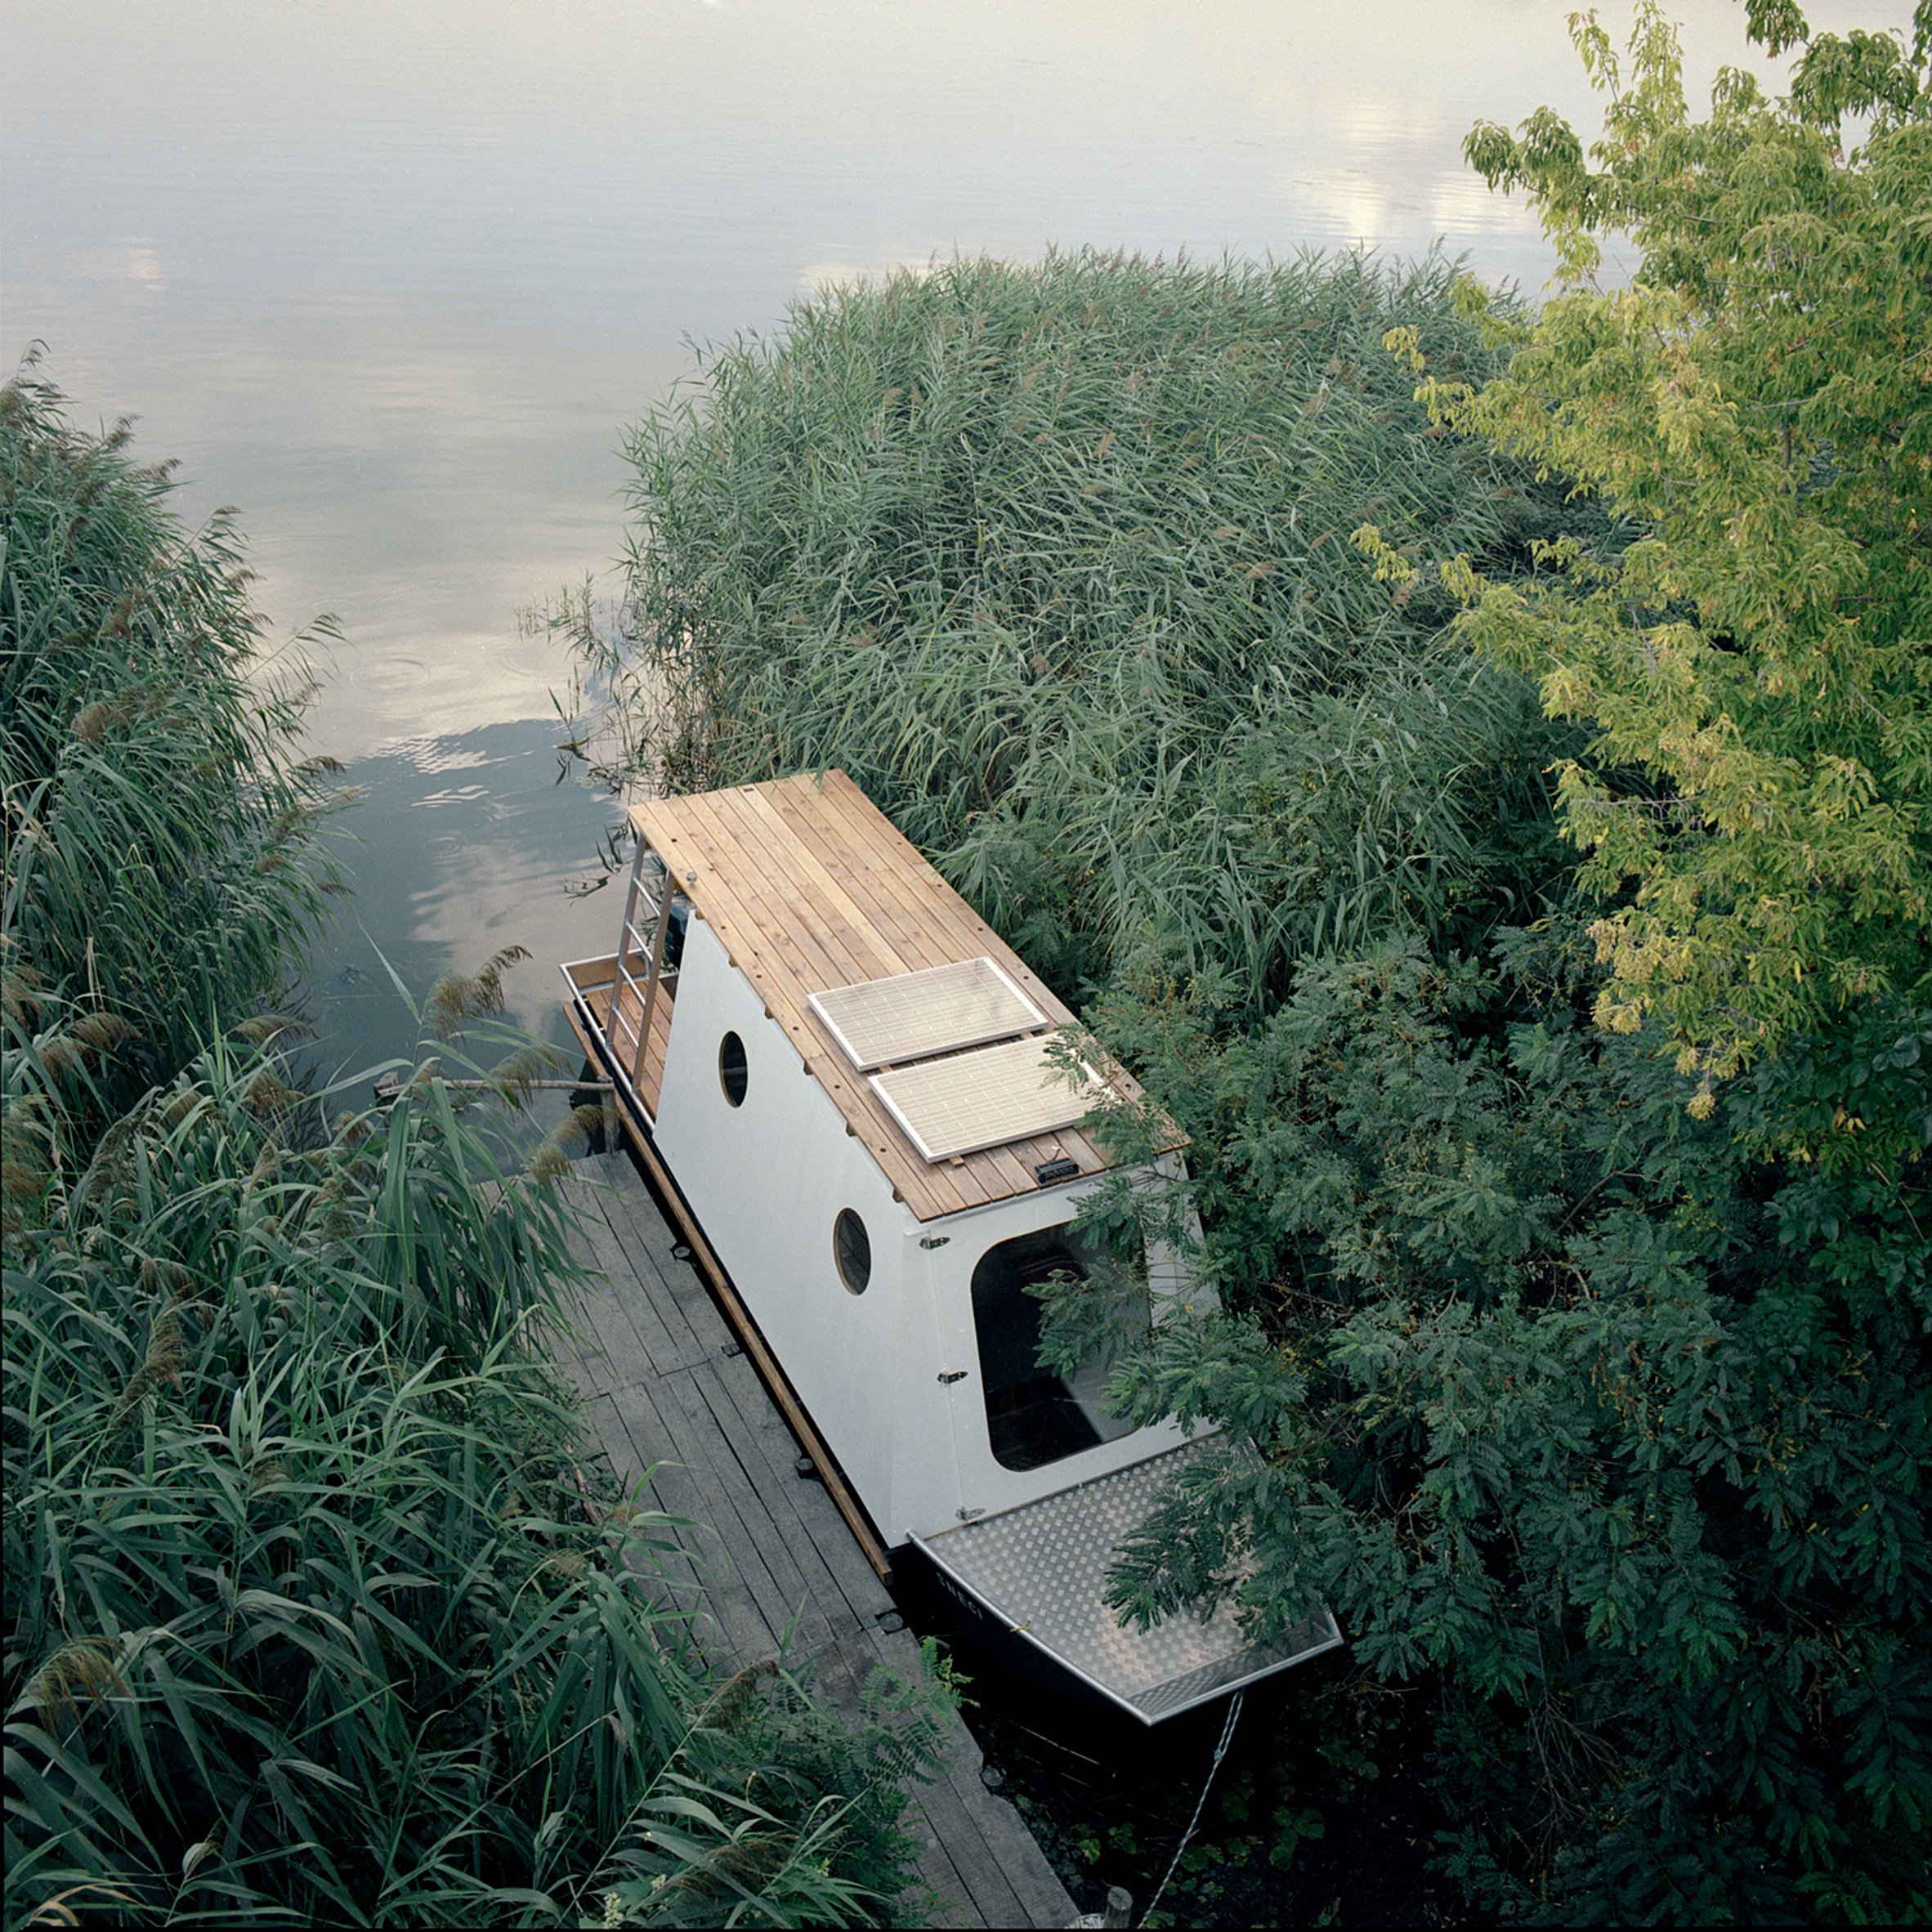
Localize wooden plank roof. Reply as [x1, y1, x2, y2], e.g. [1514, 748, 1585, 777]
[628, 770, 1161, 1223]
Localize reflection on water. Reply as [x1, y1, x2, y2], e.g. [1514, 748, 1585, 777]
[2, 0, 1903, 1067]
[307, 722, 624, 1080]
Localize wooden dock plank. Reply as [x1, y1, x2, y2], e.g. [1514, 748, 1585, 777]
[701, 1344, 897, 1627]
[586, 1165, 895, 1635]
[556, 1155, 1076, 1930]
[654, 1368, 837, 1657]
[838, 1619, 1055, 1930]
[812, 1627, 1031, 1930]
[574, 1170, 873, 1652]
[569, 1188, 829, 1665]
[570, 1076, 898, 1583]
[568, 1196, 705, 1378]
[573, 1384, 772, 1666]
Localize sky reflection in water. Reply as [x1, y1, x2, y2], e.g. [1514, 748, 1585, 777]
[1, 0, 1904, 1070]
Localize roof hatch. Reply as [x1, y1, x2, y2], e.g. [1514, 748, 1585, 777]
[809, 955, 1045, 1071]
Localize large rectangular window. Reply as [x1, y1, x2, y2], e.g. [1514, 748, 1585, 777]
[970, 1227, 1146, 1471]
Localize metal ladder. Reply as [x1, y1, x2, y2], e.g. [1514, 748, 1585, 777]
[609, 840, 681, 1112]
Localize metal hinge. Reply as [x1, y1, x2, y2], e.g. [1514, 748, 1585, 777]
[955, 1506, 986, 1522]
[919, 1235, 950, 1249]
[937, 1370, 968, 1385]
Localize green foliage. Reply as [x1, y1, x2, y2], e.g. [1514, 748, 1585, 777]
[2, 1027, 938, 1927]
[593, 249, 1580, 1002]
[1044, 15, 1932, 1912]
[1412, 2, 1932, 1155]
[0, 364, 342, 1102]
[1064, 932, 1928, 1923]
[585, 34, 1930, 1915]
[2, 382, 938, 1927]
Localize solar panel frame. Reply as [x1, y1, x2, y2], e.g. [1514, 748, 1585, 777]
[807, 956, 1047, 1072]
[869, 1034, 1102, 1163]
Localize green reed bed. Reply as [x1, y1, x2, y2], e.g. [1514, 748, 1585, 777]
[3, 375, 936, 1927]
[593, 249, 1580, 1000]
[0, 363, 340, 1109]
[3, 1019, 934, 1927]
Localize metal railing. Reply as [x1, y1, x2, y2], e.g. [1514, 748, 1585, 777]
[561, 835, 686, 1126]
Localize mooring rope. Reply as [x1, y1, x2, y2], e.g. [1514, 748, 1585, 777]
[1139, 1688, 1246, 1927]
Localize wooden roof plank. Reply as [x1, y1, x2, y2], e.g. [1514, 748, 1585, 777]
[708, 791, 919, 993]
[736, 785, 922, 973]
[797, 785, 1124, 1191]
[763, 783, 951, 972]
[675, 795, 1002, 1219]
[674, 794, 979, 1220]
[627, 772, 1159, 1221]
[684, 784, 1040, 1215]
[664, 802, 972, 1220]
[819, 779, 1155, 1113]
[678, 792, 889, 994]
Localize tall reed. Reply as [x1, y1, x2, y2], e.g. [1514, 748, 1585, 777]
[0, 362, 339, 1107]
[3, 373, 937, 1927]
[593, 250, 1586, 1004]
[2, 1018, 937, 1926]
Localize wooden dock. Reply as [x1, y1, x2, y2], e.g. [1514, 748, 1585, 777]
[558, 1150, 1077, 1930]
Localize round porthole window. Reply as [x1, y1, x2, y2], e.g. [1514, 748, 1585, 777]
[718, 1031, 748, 1107]
[834, 1209, 871, 1295]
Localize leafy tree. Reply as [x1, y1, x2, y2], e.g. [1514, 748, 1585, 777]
[1058, 7, 1932, 1916]
[1378, 0, 1931, 1162]
[1065, 921, 1929, 1921]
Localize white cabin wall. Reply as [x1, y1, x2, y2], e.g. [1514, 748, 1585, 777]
[887, 1243, 971, 1541]
[1147, 1148, 1209, 1316]
[651, 916, 959, 1537]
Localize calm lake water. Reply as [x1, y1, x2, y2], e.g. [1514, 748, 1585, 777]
[3, 0, 1903, 1078]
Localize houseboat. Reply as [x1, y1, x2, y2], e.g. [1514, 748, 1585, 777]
[561, 769, 1339, 1724]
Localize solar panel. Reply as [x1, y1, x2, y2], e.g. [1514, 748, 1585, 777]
[870, 1035, 1100, 1162]
[809, 957, 1046, 1072]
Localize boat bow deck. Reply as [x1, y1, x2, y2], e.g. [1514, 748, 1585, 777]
[913, 1442, 1342, 1724]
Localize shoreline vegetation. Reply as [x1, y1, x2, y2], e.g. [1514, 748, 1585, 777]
[1, 369, 941, 1929]
[582, 7, 1929, 1923]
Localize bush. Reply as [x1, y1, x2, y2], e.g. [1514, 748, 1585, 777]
[1070, 925, 1929, 1922]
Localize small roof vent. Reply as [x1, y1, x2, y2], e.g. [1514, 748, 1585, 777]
[809, 956, 1045, 1072]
